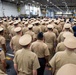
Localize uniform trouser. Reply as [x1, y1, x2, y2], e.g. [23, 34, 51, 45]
[37, 58, 46, 75]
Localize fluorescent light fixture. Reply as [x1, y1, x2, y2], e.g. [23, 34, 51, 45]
[32, 0, 35, 3]
[56, 12, 62, 14]
[47, 0, 49, 2]
[20, 1, 23, 3]
[65, 12, 72, 14]
[50, 2, 52, 3]
[37, 2, 39, 4]
[12, 0, 14, 1]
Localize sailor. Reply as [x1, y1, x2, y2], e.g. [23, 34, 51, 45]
[13, 34, 40, 75]
[10, 27, 22, 54]
[49, 36, 76, 75]
[31, 32, 50, 75]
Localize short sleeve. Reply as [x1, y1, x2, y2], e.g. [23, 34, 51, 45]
[57, 32, 63, 43]
[10, 38, 13, 44]
[54, 34, 56, 42]
[1, 37, 5, 44]
[30, 43, 33, 51]
[44, 45, 50, 56]
[33, 54, 40, 70]
[13, 53, 17, 64]
[1, 51, 5, 60]
[56, 44, 60, 52]
[49, 54, 57, 72]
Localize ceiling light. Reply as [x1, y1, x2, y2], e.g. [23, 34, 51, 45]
[12, 0, 14, 1]
[20, 1, 23, 3]
[37, 2, 39, 4]
[32, 0, 35, 3]
[50, 2, 52, 3]
[47, 0, 49, 2]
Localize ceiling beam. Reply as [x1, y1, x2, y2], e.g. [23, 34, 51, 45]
[49, 6, 76, 7]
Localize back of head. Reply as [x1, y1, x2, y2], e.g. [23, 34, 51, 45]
[37, 32, 43, 40]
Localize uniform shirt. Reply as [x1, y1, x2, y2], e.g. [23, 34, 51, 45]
[7, 25, 14, 33]
[57, 31, 73, 43]
[60, 22, 65, 27]
[33, 26, 41, 34]
[49, 50, 76, 75]
[40, 25, 47, 33]
[0, 50, 6, 73]
[14, 48, 40, 75]
[44, 31, 56, 45]
[57, 32, 64, 43]
[0, 35, 6, 49]
[30, 40, 50, 58]
[22, 27, 28, 34]
[0, 25, 6, 31]
[3, 21, 7, 28]
[43, 31, 56, 59]
[0, 25, 7, 40]
[10, 27, 16, 36]
[74, 49, 76, 53]
[25, 30, 36, 41]
[44, 31, 56, 49]
[53, 28, 59, 37]
[56, 42, 66, 52]
[18, 23, 23, 28]
[10, 35, 22, 53]
[0, 50, 5, 62]
[56, 24, 63, 33]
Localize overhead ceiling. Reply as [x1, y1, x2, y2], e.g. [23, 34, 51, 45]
[1, 0, 76, 12]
